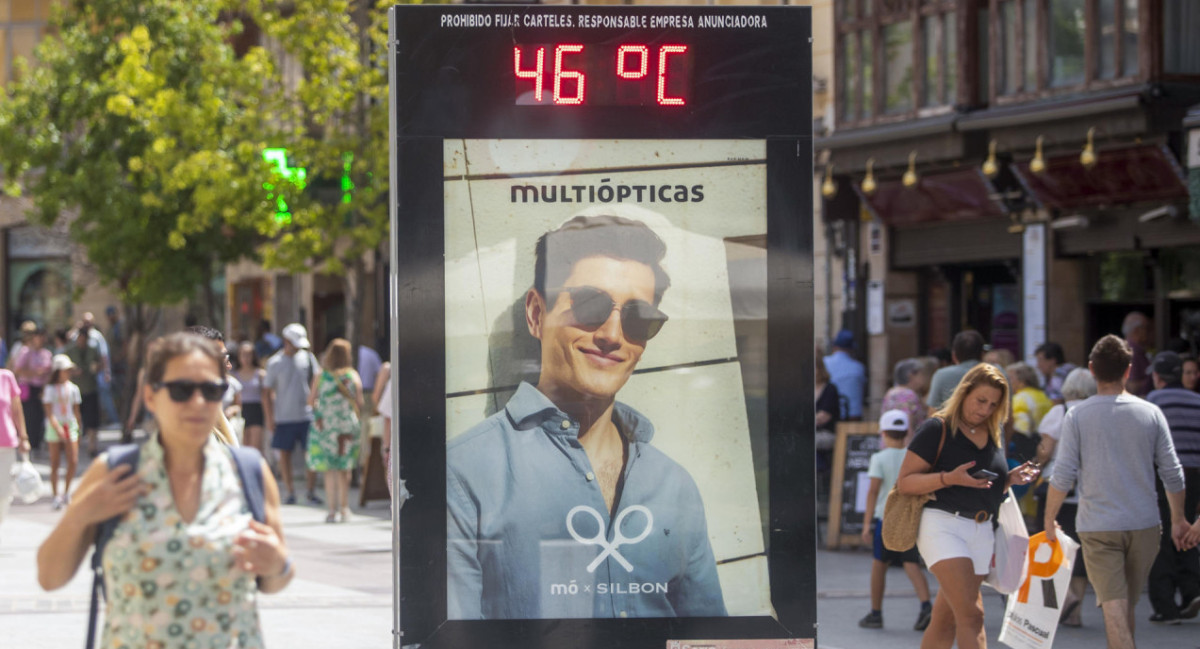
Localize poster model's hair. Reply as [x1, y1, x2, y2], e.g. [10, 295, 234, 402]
[533, 214, 672, 305]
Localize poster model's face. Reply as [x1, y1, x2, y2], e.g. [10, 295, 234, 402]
[530, 256, 655, 403]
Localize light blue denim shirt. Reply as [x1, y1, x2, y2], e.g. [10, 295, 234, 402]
[823, 350, 865, 418]
[447, 382, 727, 619]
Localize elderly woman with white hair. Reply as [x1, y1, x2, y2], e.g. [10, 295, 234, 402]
[881, 357, 932, 446]
[1034, 367, 1098, 627]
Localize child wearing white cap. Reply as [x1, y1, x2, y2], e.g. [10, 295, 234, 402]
[42, 354, 83, 510]
[859, 409, 932, 631]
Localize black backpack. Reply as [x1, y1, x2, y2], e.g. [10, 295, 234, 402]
[86, 443, 266, 649]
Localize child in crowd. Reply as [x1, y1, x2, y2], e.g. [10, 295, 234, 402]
[42, 354, 82, 510]
[859, 409, 933, 631]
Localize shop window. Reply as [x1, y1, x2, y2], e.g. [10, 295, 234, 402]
[992, 0, 1142, 103]
[1095, 251, 1150, 303]
[1163, 2, 1200, 75]
[1096, 0, 1117, 80]
[835, 0, 959, 128]
[1049, 0, 1086, 87]
[883, 20, 914, 114]
[1162, 247, 1200, 296]
[0, 0, 50, 85]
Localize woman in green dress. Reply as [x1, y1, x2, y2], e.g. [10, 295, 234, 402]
[307, 338, 363, 523]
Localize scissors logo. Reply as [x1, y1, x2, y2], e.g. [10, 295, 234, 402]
[566, 505, 654, 573]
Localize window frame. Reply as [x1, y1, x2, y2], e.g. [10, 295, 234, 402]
[0, 0, 52, 86]
[988, 0, 1147, 105]
[835, 0, 961, 129]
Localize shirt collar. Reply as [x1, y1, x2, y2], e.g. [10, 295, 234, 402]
[504, 381, 656, 443]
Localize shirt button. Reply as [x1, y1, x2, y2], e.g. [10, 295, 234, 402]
[586, 472, 595, 481]
[619, 611, 628, 618]
[560, 419, 571, 430]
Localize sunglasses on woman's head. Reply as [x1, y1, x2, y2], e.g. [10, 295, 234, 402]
[559, 286, 668, 343]
[152, 380, 229, 403]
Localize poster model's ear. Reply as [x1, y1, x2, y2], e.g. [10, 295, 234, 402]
[525, 288, 545, 340]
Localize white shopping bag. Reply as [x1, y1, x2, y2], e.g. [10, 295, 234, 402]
[998, 530, 1081, 649]
[12, 456, 43, 504]
[987, 489, 1029, 594]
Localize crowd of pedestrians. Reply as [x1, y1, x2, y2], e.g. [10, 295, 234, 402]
[0, 313, 397, 648]
[839, 312, 1200, 648]
[5, 314, 392, 522]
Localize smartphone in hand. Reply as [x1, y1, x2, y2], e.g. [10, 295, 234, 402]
[970, 468, 999, 481]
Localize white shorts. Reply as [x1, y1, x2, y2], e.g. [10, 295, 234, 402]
[917, 508, 994, 575]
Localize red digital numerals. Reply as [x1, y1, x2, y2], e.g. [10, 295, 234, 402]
[513, 44, 688, 106]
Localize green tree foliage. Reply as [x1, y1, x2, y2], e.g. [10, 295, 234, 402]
[0, 0, 275, 309]
[239, 0, 396, 347]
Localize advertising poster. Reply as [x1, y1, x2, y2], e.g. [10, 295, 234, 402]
[444, 139, 770, 620]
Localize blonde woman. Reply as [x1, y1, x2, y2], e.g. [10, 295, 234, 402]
[307, 338, 363, 523]
[896, 363, 1040, 649]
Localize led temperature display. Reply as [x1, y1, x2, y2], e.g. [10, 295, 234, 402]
[513, 43, 691, 106]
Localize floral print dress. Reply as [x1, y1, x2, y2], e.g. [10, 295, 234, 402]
[307, 369, 360, 472]
[101, 434, 262, 648]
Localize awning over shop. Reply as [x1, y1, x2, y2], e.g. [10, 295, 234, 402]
[854, 168, 1006, 226]
[1012, 144, 1188, 212]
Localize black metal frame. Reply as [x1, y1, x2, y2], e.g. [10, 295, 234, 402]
[390, 5, 814, 648]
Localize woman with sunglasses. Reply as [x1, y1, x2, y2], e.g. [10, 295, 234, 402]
[37, 332, 291, 648]
[307, 338, 363, 523]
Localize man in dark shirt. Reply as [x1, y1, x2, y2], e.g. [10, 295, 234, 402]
[66, 327, 101, 456]
[1147, 351, 1200, 623]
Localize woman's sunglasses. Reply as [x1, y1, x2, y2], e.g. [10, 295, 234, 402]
[560, 286, 668, 343]
[152, 380, 229, 403]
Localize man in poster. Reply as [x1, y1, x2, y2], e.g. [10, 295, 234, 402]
[447, 214, 726, 620]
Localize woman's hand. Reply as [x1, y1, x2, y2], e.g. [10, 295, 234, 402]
[233, 520, 289, 578]
[1006, 461, 1041, 489]
[66, 464, 145, 526]
[945, 461, 992, 489]
[1183, 520, 1200, 550]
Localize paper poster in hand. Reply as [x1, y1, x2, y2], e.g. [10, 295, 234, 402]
[998, 531, 1080, 649]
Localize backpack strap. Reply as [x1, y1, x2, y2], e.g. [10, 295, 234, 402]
[228, 446, 267, 523]
[87, 443, 141, 649]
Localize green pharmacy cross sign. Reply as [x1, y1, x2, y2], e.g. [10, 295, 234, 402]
[262, 148, 356, 224]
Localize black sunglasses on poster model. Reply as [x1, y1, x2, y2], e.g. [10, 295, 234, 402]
[560, 286, 668, 343]
[152, 380, 229, 403]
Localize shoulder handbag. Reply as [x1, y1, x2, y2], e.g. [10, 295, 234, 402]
[881, 418, 947, 552]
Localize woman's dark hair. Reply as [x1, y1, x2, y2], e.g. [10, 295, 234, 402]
[186, 325, 224, 342]
[145, 333, 227, 385]
[951, 330, 985, 362]
[1035, 342, 1066, 365]
[533, 215, 671, 306]
[234, 341, 259, 371]
[1089, 334, 1133, 383]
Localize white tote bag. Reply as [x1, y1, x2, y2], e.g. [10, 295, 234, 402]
[999, 530, 1081, 649]
[987, 488, 1029, 594]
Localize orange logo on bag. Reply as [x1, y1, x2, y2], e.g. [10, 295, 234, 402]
[1017, 531, 1065, 604]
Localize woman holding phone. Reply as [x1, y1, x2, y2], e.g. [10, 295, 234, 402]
[896, 363, 1040, 649]
[37, 332, 292, 647]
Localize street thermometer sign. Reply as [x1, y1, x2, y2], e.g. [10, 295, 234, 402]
[388, 5, 815, 649]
